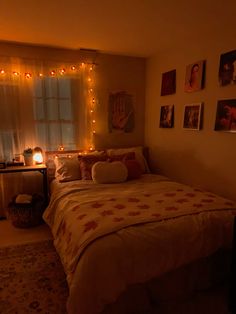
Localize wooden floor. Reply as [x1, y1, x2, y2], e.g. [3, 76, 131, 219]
[0, 218, 52, 247]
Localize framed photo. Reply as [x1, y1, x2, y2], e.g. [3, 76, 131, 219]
[161, 69, 176, 96]
[108, 91, 135, 133]
[183, 103, 203, 130]
[159, 105, 174, 128]
[184, 60, 205, 92]
[214, 99, 236, 132]
[219, 50, 236, 86]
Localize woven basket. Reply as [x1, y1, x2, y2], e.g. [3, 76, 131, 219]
[7, 194, 45, 228]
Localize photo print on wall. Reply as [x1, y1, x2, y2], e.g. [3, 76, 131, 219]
[214, 99, 236, 132]
[183, 103, 203, 130]
[108, 91, 134, 133]
[161, 69, 176, 96]
[219, 50, 236, 86]
[184, 60, 205, 93]
[159, 105, 174, 128]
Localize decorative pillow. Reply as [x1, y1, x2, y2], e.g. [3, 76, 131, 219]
[55, 156, 81, 182]
[107, 152, 135, 162]
[92, 161, 128, 184]
[124, 159, 142, 180]
[106, 146, 150, 173]
[79, 155, 107, 180]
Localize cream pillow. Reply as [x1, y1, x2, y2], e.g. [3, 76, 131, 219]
[55, 156, 81, 182]
[106, 146, 149, 173]
[92, 161, 128, 184]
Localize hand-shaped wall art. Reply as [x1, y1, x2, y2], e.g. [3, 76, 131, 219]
[108, 91, 134, 133]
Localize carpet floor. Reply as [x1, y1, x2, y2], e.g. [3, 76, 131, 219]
[0, 240, 68, 314]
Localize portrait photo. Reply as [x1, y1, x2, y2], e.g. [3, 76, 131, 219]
[159, 105, 174, 128]
[184, 60, 205, 93]
[218, 50, 236, 86]
[183, 103, 202, 130]
[160, 69, 176, 96]
[108, 91, 134, 133]
[214, 99, 236, 132]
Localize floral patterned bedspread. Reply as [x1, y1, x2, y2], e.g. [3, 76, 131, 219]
[43, 174, 236, 314]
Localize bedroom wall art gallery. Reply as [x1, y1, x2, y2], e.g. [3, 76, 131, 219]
[159, 50, 236, 133]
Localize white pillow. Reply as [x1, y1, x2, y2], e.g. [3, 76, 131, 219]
[106, 146, 149, 173]
[92, 161, 128, 184]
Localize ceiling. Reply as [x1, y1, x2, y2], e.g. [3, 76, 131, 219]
[1, 0, 236, 57]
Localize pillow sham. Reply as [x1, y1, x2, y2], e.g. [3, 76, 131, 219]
[92, 161, 128, 184]
[106, 146, 149, 173]
[79, 155, 107, 180]
[55, 156, 81, 182]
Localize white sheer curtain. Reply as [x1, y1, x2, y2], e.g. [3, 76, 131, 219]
[0, 57, 94, 217]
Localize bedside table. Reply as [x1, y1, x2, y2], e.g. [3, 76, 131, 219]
[0, 164, 48, 205]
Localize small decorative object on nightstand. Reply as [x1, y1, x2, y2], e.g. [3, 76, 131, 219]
[23, 147, 34, 166]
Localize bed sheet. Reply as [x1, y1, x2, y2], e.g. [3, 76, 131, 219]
[43, 174, 236, 314]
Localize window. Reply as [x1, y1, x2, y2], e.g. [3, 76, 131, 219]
[33, 77, 78, 151]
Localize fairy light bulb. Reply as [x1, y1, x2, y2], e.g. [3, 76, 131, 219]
[71, 66, 76, 71]
[59, 68, 65, 75]
[39, 73, 43, 77]
[88, 77, 92, 82]
[50, 70, 56, 76]
[0, 69, 5, 75]
[25, 72, 32, 79]
[13, 71, 20, 76]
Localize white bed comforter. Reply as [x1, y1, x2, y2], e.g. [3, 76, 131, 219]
[43, 174, 236, 314]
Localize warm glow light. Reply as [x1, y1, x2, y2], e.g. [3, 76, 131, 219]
[89, 88, 93, 93]
[81, 62, 85, 67]
[90, 109, 94, 113]
[39, 73, 43, 77]
[50, 70, 56, 76]
[88, 77, 92, 82]
[71, 66, 76, 71]
[13, 71, 20, 76]
[33, 152, 43, 164]
[58, 145, 64, 151]
[89, 66, 93, 71]
[25, 72, 32, 79]
[0, 69, 5, 75]
[59, 68, 65, 75]
[92, 119, 96, 123]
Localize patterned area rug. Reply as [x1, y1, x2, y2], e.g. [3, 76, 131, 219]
[0, 240, 68, 314]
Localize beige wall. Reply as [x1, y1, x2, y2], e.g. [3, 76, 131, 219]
[145, 39, 236, 201]
[94, 53, 146, 149]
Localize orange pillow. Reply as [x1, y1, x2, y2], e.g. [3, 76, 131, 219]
[123, 159, 142, 180]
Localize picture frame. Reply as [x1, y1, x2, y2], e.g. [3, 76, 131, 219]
[159, 105, 174, 128]
[214, 99, 236, 132]
[160, 70, 176, 96]
[184, 60, 205, 93]
[108, 91, 135, 133]
[183, 103, 203, 130]
[219, 50, 236, 86]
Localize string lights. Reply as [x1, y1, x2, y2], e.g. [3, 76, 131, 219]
[0, 61, 97, 151]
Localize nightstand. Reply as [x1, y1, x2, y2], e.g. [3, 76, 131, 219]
[0, 164, 48, 205]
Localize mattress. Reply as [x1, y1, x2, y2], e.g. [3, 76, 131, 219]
[43, 174, 236, 314]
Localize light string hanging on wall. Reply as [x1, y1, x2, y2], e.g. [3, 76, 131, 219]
[0, 61, 97, 152]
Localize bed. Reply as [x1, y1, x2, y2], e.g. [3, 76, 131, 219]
[43, 147, 236, 314]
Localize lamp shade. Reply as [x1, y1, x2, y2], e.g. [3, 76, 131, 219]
[33, 147, 43, 164]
